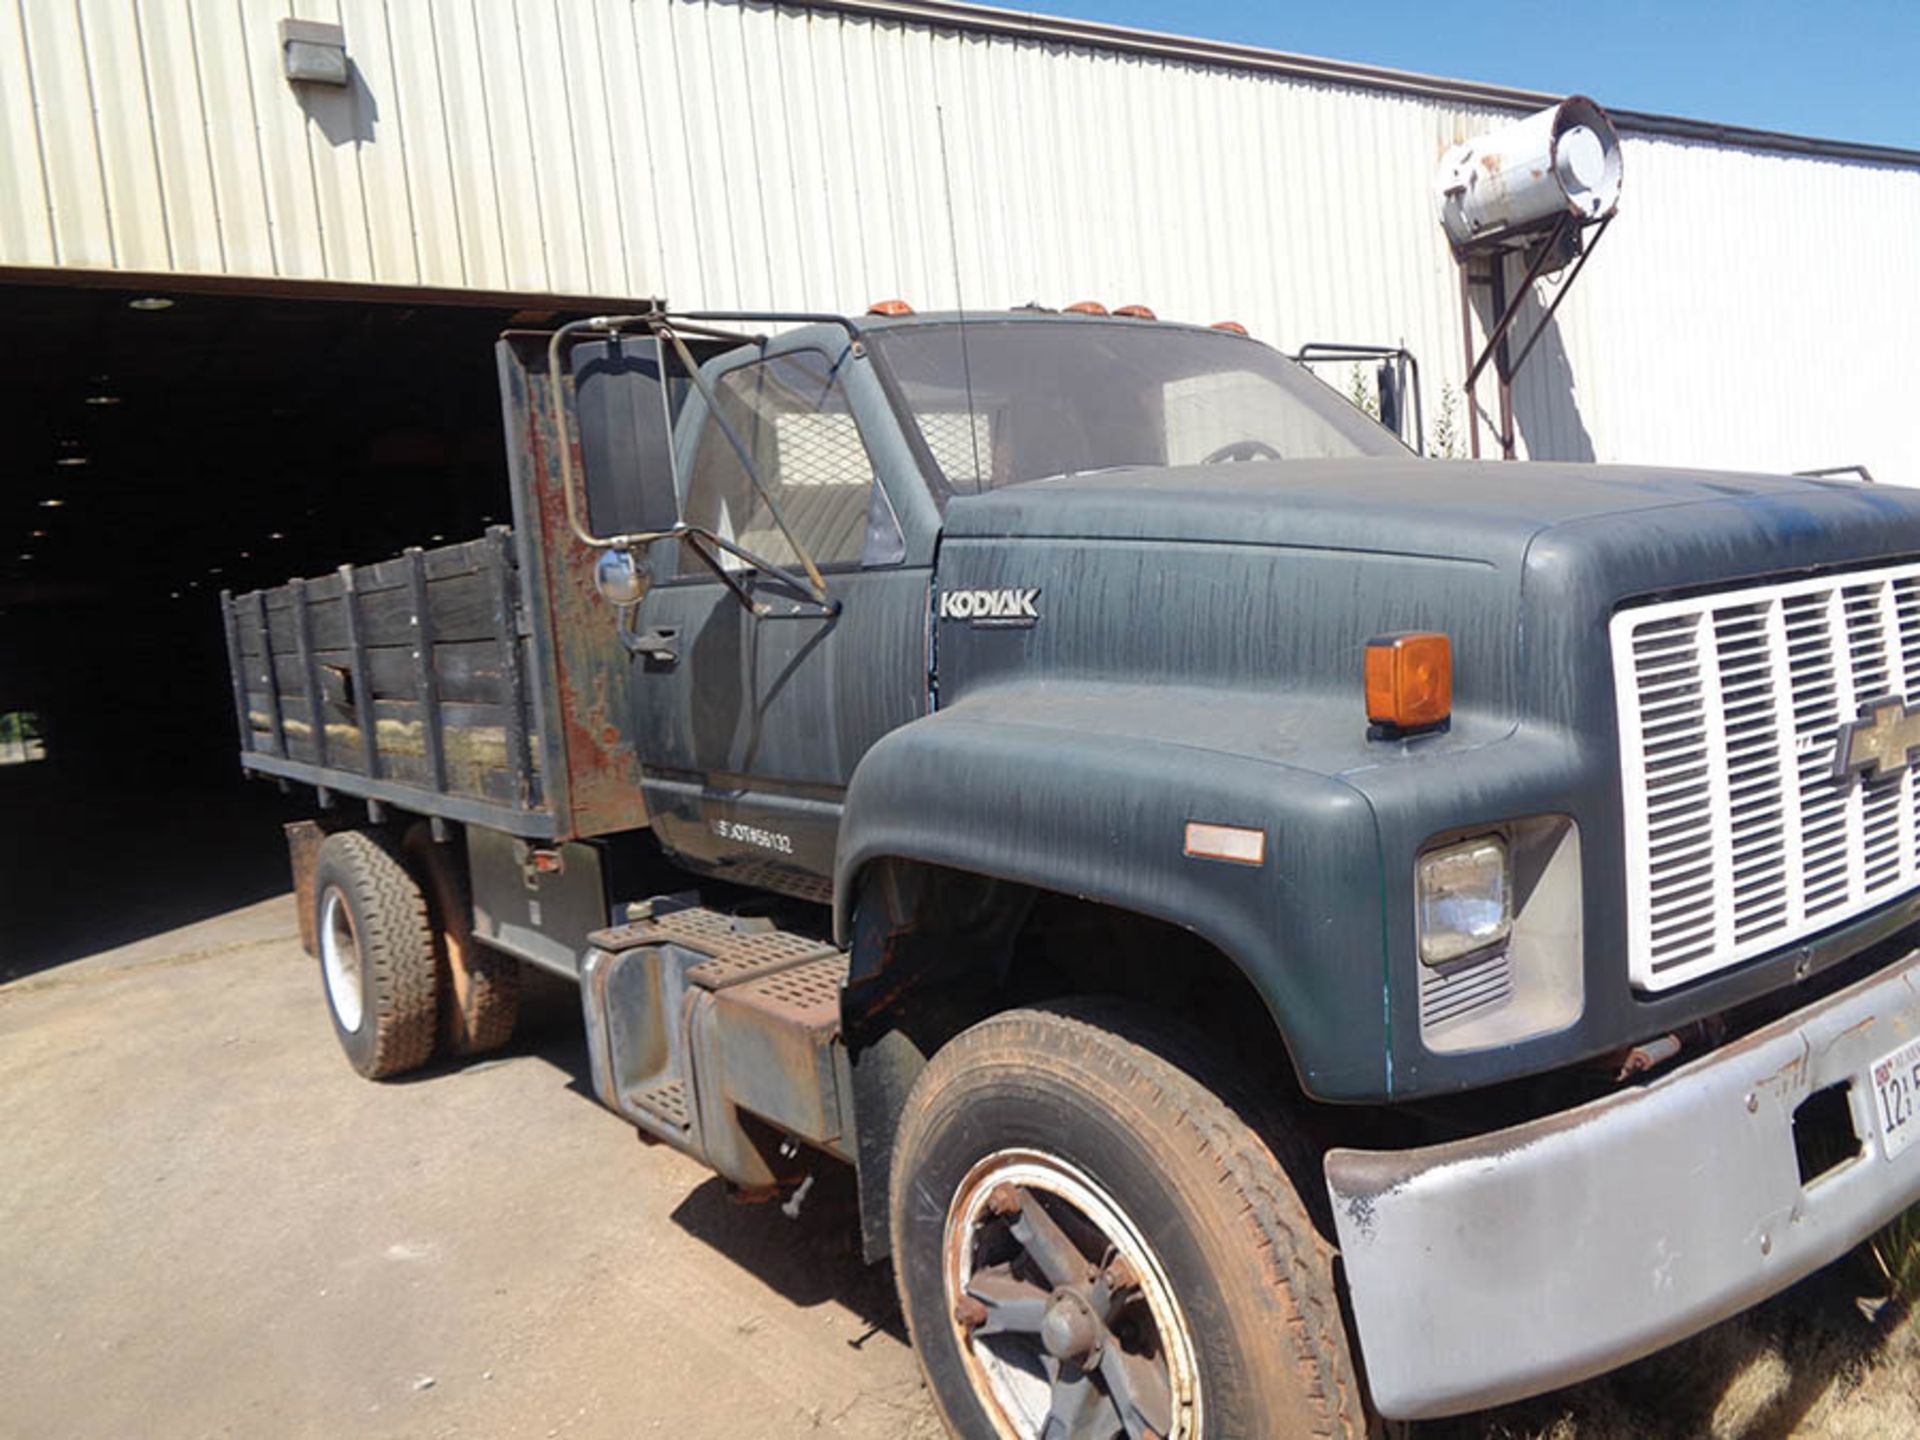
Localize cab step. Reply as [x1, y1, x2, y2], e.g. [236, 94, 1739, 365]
[580, 906, 852, 1189]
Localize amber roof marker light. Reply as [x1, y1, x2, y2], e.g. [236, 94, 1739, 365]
[1365, 632, 1453, 735]
[867, 298, 914, 316]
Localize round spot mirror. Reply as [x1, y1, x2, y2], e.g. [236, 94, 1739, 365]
[593, 547, 650, 608]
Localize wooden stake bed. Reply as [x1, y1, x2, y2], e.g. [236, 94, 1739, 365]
[218, 333, 657, 844]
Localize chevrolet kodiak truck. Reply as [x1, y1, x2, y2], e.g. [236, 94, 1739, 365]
[220, 304, 1920, 1437]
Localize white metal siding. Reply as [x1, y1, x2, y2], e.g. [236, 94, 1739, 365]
[2, 1, 1917, 484]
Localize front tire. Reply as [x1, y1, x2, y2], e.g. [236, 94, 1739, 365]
[889, 1001, 1366, 1440]
[312, 830, 440, 1079]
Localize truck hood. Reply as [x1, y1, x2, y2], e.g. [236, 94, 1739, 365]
[926, 458, 1920, 1101]
[941, 456, 1888, 568]
[935, 457, 1920, 744]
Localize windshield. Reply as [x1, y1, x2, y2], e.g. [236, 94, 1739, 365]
[869, 319, 1403, 496]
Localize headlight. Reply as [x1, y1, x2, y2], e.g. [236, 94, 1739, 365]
[1416, 835, 1512, 964]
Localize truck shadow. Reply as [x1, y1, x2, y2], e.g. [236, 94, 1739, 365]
[503, 972, 913, 1346]
[667, 1169, 910, 1346]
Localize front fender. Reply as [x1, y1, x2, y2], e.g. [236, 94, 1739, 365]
[835, 684, 1391, 1100]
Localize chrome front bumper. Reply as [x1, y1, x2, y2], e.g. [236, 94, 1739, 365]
[1325, 951, 1920, 1420]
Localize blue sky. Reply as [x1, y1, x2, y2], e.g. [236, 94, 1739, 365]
[1032, 1, 1920, 149]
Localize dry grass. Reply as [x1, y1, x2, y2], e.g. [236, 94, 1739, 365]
[1420, 1214, 1920, 1440]
[1867, 1206, 1920, 1305]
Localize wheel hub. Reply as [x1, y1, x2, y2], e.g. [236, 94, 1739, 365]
[945, 1150, 1197, 1440]
[1039, 1289, 1103, 1365]
[318, 885, 365, 1034]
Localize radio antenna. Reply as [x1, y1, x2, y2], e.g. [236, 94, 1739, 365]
[935, 103, 984, 494]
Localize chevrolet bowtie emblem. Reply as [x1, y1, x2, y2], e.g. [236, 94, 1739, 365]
[1835, 696, 1920, 781]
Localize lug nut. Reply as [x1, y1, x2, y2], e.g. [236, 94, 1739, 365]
[986, 1183, 1022, 1218]
[954, 1295, 988, 1331]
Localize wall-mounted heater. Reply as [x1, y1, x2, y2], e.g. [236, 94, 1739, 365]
[1436, 96, 1622, 459]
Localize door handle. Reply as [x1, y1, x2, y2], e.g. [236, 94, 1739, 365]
[623, 624, 679, 664]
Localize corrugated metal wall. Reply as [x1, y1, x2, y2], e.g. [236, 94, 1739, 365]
[3, 0, 1917, 481]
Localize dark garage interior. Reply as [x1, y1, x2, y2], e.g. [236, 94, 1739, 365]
[0, 281, 569, 978]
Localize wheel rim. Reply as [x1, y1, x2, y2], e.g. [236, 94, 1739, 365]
[318, 885, 365, 1033]
[944, 1148, 1200, 1440]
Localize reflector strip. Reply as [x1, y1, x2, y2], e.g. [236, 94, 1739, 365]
[1184, 821, 1266, 866]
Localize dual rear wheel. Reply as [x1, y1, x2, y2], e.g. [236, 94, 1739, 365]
[311, 825, 519, 1079]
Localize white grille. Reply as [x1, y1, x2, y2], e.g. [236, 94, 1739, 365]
[1612, 562, 1920, 992]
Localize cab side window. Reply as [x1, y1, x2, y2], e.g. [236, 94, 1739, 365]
[682, 350, 901, 570]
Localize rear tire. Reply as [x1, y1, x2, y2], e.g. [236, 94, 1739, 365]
[402, 822, 519, 1057]
[312, 830, 440, 1079]
[889, 1000, 1367, 1440]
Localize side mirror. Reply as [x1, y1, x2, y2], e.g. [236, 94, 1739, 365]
[594, 547, 651, 609]
[572, 334, 683, 538]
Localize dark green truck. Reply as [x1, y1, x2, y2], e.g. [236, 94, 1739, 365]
[223, 305, 1920, 1437]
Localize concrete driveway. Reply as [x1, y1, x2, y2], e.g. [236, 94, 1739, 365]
[0, 895, 940, 1439]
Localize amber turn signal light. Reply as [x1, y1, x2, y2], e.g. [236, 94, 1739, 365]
[1365, 632, 1452, 731]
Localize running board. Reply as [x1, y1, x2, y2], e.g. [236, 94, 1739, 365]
[580, 907, 852, 1189]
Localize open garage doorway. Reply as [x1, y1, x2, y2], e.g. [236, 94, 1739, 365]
[0, 279, 584, 978]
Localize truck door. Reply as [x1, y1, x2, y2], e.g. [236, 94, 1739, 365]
[628, 338, 930, 900]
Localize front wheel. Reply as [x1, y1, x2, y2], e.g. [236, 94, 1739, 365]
[889, 1001, 1367, 1440]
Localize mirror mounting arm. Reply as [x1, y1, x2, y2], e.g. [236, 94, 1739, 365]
[681, 531, 764, 615]
[682, 529, 841, 620]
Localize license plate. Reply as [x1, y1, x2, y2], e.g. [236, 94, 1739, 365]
[1871, 1036, 1920, 1161]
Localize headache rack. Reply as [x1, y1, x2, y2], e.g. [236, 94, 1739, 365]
[217, 331, 662, 844]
